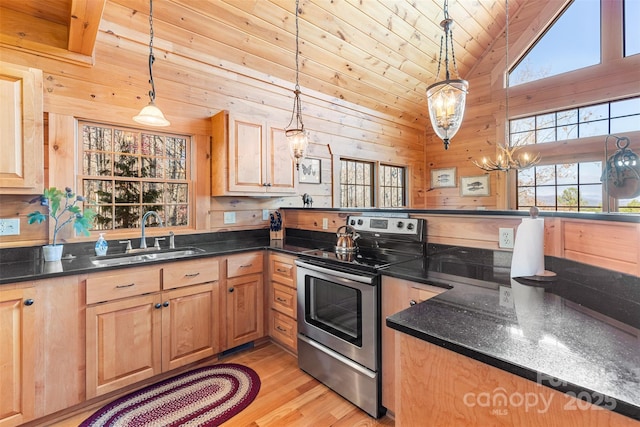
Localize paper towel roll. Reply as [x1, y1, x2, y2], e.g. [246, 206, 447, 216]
[510, 217, 545, 278]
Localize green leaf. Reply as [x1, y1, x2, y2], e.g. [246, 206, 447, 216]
[26, 211, 46, 224]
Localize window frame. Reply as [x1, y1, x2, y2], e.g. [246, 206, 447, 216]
[78, 120, 194, 234]
[338, 157, 408, 208]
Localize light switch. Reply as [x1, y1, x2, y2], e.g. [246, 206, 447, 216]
[262, 209, 270, 221]
[223, 211, 236, 224]
[0, 218, 20, 236]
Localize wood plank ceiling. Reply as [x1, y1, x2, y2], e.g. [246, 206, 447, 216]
[0, 0, 542, 128]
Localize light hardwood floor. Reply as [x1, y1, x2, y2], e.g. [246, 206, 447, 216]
[45, 342, 395, 427]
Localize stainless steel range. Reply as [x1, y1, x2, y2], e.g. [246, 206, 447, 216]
[296, 215, 426, 418]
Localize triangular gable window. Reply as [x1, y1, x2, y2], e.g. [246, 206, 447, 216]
[510, 0, 601, 86]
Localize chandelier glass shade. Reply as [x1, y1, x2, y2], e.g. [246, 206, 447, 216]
[133, 0, 170, 127]
[427, 3, 468, 150]
[601, 135, 640, 203]
[286, 0, 308, 170]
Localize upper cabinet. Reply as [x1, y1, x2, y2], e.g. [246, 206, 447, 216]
[0, 62, 44, 194]
[211, 111, 297, 196]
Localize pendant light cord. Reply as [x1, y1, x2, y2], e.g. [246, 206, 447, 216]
[287, 0, 304, 131]
[505, 0, 510, 147]
[147, 0, 157, 103]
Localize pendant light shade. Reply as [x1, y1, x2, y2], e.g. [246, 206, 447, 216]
[428, 1, 468, 150]
[286, 0, 308, 170]
[133, 0, 170, 127]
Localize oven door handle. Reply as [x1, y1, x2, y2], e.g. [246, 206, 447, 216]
[298, 334, 376, 379]
[295, 260, 374, 284]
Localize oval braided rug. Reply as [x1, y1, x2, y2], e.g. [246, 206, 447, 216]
[80, 363, 260, 427]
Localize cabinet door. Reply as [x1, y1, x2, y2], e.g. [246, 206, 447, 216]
[226, 273, 264, 349]
[0, 287, 36, 427]
[228, 115, 267, 193]
[0, 62, 43, 194]
[161, 283, 220, 371]
[86, 294, 162, 398]
[266, 126, 296, 193]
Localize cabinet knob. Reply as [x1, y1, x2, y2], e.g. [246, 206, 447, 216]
[163, 301, 169, 307]
[155, 303, 162, 309]
[24, 298, 34, 306]
[409, 300, 417, 306]
[228, 287, 234, 293]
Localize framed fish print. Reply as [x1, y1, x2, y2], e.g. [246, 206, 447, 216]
[431, 167, 457, 188]
[299, 158, 321, 184]
[460, 175, 490, 196]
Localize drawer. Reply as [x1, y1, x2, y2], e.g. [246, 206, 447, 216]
[86, 266, 160, 304]
[271, 282, 296, 318]
[270, 310, 297, 352]
[163, 258, 220, 289]
[270, 254, 295, 287]
[227, 252, 263, 278]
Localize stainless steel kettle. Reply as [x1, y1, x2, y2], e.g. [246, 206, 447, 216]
[335, 225, 359, 253]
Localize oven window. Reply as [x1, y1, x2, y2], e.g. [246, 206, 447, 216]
[305, 277, 362, 346]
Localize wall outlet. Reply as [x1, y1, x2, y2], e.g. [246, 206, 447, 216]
[223, 211, 236, 224]
[499, 286, 514, 308]
[499, 227, 514, 248]
[322, 218, 328, 230]
[0, 218, 20, 236]
[262, 209, 270, 221]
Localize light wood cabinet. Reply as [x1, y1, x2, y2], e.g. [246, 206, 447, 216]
[211, 110, 297, 196]
[86, 260, 221, 398]
[267, 252, 298, 353]
[380, 276, 446, 415]
[224, 251, 264, 349]
[0, 62, 43, 194]
[0, 286, 36, 427]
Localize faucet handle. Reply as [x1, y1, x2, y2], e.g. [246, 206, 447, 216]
[119, 240, 132, 253]
[169, 231, 175, 249]
[154, 237, 166, 250]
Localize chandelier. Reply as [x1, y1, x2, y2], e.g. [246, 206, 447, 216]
[472, 0, 539, 172]
[601, 135, 640, 208]
[427, 0, 469, 150]
[285, 0, 309, 170]
[133, 0, 170, 127]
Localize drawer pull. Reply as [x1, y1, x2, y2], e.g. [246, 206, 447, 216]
[184, 272, 200, 278]
[163, 301, 170, 307]
[116, 283, 135, 289]
[276, 268, 288, 273]
[155, 303, 162, 309]
[276, 297, 287, 302]
[240, 264, 253, 268]
[24, 298, 34, 306]
[409, 299, 417, 306]
[276, 325, 288, 332]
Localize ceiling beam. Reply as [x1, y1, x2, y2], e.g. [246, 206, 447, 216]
[68, 0, 106, 55]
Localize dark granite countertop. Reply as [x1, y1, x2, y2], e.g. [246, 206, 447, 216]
[384, 246, 640, 421]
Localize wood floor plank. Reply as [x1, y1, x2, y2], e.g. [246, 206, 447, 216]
[44, 342, 394, 427]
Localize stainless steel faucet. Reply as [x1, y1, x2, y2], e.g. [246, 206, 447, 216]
[140, 211, 164, 249]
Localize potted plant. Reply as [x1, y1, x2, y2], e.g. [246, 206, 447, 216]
[28, 187, 96, 262]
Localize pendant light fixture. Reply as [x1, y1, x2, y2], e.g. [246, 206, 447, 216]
[285, 0, 309, 170]
[602, 135, 640, 211]
[133, 0, 170, 127]
[472, 0, 540, 172]
[427, 0, 468, 150]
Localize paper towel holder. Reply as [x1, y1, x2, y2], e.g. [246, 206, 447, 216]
[516, 206, 557, 282]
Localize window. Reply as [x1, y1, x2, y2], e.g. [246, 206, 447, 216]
[379, 164, 406, 207]
[511, 97, 640, 146]
[340, 159, 374, 207]
[340, 159, 407, 207]
[511, 0, 601, 86]
[80, 122, 191, 230]
[517, 162, 602, 212]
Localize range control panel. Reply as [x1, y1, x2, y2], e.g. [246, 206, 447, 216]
[347, 216, 424, 237]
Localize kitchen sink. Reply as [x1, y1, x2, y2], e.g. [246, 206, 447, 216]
[90, 247, 205, 267]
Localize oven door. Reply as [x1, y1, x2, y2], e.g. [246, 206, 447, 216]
[296, 260, 379, 371]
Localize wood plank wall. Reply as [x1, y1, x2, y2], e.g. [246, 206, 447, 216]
[282, 209, 640, 276]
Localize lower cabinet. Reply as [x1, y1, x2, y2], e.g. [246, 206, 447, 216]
[267, 252, 297, 353]
[0, 286, 36, 427]
[380, 276, 446, 415]
[224, 252, 264, 349]
[86, 260, 221, 398]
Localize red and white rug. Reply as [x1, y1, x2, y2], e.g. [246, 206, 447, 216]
[80, 363, 260, 427]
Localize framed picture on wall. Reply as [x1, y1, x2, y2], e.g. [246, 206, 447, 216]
[299, 158, 321, 184]
[460, 175, 490, 196]
[431, 167, 457, 188]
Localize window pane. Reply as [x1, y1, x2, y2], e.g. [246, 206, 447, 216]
[611, 98, 640, 117]
[611, 115, 640, 133]
[579, 120, 608, 137]
[83, 125, 112, 151]
[510, 0, 600, 86]
[536, 186, 556, 208]
[517, 168, 535, 186]
[536, 165, 556, 185]
[625, 0, 640, 56]
[556, 164, 577, 185]
[579, 104, 609, 122]
[557, 185, 579, 207]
